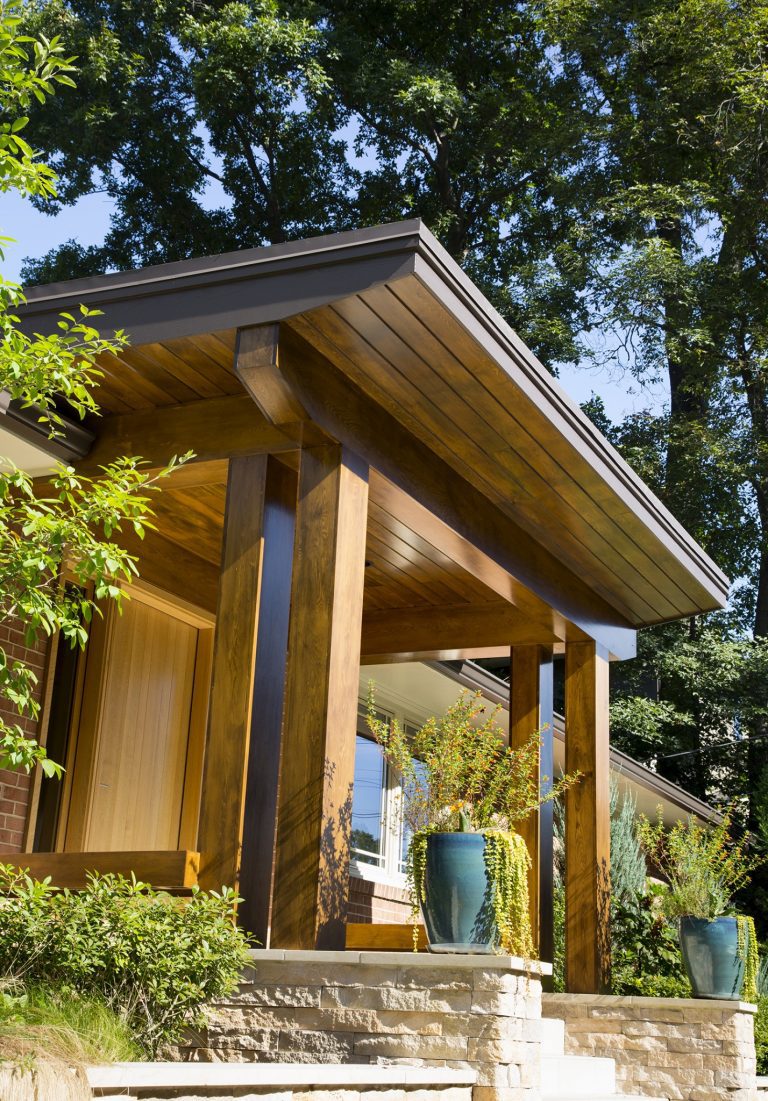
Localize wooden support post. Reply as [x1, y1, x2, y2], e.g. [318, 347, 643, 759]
[510, 646, 554, 960]
[271, 443, 369, 950]
[238, 460, 297, 944]
[564, 640, 611, 993]
[197, 455, 269, 892]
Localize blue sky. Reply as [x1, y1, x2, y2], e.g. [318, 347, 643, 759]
[3, 188, 669, 424]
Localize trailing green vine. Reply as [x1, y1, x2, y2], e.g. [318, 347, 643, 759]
[408, 829, 431, 950]
[483, 829, 533, 958]
[737, 915, 758, 1003]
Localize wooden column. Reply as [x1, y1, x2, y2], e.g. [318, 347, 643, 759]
[271, 443, 369, 950]
[510, 645, 554, 961]
[197, 455, 270, 892]
[564, 640, 611, 993]
[237, 460, 297, 944]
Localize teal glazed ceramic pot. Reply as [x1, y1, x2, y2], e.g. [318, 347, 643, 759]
[679, 916, 745, 999]
[421, 832, 497, 953]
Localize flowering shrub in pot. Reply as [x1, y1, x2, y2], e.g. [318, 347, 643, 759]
[639, 808, 761, 1001]
[367, 689, 578, 956]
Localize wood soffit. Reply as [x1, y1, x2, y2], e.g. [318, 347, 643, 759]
[19, 219, 729, 629]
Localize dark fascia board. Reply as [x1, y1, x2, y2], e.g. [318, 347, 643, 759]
[430, 659, 722, 825]
[19, 218, 728, 611]
[19, 220, 423, 347]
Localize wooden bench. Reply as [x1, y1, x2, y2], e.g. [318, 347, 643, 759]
[3, 850, 200, 890]
[345, 922, 428, 951]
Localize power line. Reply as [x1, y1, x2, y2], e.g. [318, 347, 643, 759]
[645, 729, 768, 764]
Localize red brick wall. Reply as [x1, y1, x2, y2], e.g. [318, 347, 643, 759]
[0, 616, 49, 854]
[347, 874, 411, 923]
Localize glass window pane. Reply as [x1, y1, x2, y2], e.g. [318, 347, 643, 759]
[399, 756, 428, 873]
[351, 734, 386, 866]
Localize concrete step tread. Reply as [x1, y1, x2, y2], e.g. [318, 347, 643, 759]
[87, 1063, 476, 1090]
[543, 1096, 666, 1101]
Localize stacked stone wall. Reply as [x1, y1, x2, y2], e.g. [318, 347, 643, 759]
[543, 992, 757, 1101]
[174, 949, 546, 1101]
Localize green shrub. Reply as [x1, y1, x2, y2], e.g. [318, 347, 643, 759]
[0, 867, 251, 1057]
[611, 886, 691, 998]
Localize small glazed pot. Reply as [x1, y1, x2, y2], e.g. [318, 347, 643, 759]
[420, 832, 497, 953]
[679, 916, 746, 1000]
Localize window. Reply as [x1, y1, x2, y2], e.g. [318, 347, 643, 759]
[350, 702, 423, 883]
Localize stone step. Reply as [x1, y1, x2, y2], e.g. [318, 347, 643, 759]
[541, 1053, 615, 1097]
[544, 1096, 666, 1101]
[541, 1016, 566, 1056]
[87, 1061, 476, 1100]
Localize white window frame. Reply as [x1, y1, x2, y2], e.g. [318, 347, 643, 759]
[349, 699, 423, 888]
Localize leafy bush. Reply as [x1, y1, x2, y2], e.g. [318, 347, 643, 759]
[611, 886, 691, 998]
[638, 807, 761, 920]
[0, 867, 250, 1056]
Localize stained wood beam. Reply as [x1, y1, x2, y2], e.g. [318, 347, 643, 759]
[235, 323, 308, 425]
[510, 646, 554, 961]
[69, 393, 301, 478]
[361, 645, 515, 666]
[361, 602, 558, 663]
[271, 443, 369, 949]
[238, 460, 297, 943]
[564, 640, 611, 993]
[197, 455, 269, 891]
[279, 323, 636, 660]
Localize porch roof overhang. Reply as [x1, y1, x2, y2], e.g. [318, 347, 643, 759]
[19, 219, 728, 651]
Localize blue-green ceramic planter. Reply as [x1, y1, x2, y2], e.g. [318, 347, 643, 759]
[679, 916, 745, 1000]
[421, 832, 497, 953]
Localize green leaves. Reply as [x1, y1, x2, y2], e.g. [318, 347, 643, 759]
[0, 868, 251, 1056]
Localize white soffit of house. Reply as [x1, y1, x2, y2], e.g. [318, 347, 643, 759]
[0, 423, 57, 476]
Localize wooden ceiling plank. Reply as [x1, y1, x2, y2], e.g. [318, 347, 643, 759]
[394, 276, 697, 612]
[139, 341, 228, 399]
[365, 527, 469, 607]
[374, 281, 692, 613]
[191, 330, 238, 371]
[90, 359, 156, 412]
[150, 485, 225, 565]
[345, 289, 678, 621]
[161, 336, 241, 395]
[119, 346, 202, 405]
[290, 310, 660, 626]
[277, 324, 637, 654]
[368, 499, 503, 604]
[102, 352, 183, 410]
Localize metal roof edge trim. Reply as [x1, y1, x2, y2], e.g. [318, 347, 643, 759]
[20, 219, 425, 309]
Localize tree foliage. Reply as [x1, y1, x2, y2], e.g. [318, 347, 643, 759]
[0, 0, 185, 774]
[14, 0, 768, 835]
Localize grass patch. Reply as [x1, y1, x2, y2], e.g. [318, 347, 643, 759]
[0, 984, 141, 1101]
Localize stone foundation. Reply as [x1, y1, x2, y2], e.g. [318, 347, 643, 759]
[174, 950, 547, 1101]
[543, 992, 757, 1101]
